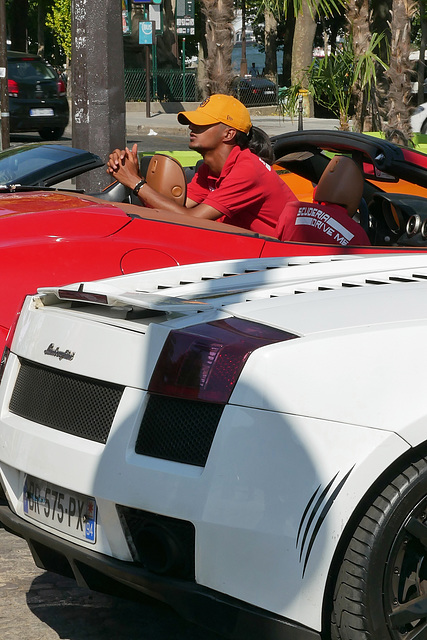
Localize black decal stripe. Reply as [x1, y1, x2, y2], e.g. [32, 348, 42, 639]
[299, 473, 338, 561]
[296, 484, 321, 547]
[301, 466, 354, 577]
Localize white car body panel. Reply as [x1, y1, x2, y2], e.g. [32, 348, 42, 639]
[2, 253, 427, 637]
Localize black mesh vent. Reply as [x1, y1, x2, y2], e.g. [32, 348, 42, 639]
[135, 394, 224, 466]
[9, 359, 124, 444]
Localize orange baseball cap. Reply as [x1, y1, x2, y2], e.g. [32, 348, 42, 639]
[178, 94, 252, 134]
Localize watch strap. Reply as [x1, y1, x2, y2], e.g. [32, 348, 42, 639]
[133, 178, 146, 196]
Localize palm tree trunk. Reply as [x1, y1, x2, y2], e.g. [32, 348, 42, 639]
[291, 0, 318, 117]
[383, 0, 415, 143]
[200, 0, 234, 95]
[264, 7, 277, 80]
[282, 9, 296, 86]
[348, 0, 372, 131]
[417, 0, 427, 105]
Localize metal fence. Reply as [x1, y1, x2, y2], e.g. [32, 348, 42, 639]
[125, 68, 279, 109]
[125, 68, 200, 102]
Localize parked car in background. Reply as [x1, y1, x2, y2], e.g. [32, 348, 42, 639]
[8, 51, 69, 140]
[3, 253, 427, 640]
[411, 101, 427, 134]
[232, 75, 277, 107]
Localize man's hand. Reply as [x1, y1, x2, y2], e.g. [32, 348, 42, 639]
[106, 143, 141, 190]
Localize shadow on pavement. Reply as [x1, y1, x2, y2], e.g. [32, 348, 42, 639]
[26, 572, 221, 640]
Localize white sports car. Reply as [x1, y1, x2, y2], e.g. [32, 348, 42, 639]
[1, 254, 427, 640]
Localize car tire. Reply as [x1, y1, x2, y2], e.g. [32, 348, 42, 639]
[421, 121, 427, 135]
[331, 455, 427, 640]
[38, 127, 66, 141]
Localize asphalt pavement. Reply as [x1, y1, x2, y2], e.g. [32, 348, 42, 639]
[0, 524, 221, 640]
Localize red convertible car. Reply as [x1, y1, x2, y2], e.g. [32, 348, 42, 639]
[2, 130, 427, 356]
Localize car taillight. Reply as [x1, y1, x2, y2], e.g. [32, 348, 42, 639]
[148, 318, 297, 404]
[8, 78, 19, 98]
[57, 78, 66, 96]
[0, 311, 21, 384]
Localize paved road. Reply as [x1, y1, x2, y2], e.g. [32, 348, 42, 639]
[0, 523, 221, 640]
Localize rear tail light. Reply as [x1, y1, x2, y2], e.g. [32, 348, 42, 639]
[149, 318, 297, 404]
[8, 78, 19, 98]
[57, 78, 66, 96]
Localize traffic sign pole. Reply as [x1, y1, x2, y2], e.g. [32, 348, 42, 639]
[139, 20, 155, 117]
[182, 37, 186, 102]
[146, 45, 150, 117]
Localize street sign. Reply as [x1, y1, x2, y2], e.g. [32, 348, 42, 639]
[149, 4, 162, 33]
[139, 20, 155, 45]
[176, 0, 194, 35]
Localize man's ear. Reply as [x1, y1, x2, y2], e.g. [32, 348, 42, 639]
[223, 127, 237, 142]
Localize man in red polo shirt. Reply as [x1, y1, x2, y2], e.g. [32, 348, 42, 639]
[107, 94, 296, 237]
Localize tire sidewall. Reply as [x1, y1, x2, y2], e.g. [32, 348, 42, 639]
[358, 460, 427, 638]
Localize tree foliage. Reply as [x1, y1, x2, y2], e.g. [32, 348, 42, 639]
[45, 0, 72, 60]
[279, 33, 387, 129]
[309, 33, 387, 129]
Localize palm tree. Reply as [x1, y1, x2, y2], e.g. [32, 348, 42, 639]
[200, 0, 235, 95]
[347, 0, 378, 131]
[291, 0, 318, 116]
[383, 0, 416, 143]
[265, 5, 278, 79]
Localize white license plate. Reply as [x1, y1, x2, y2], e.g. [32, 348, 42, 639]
[23, 475, 97, 543]
[264, 91, 275, 95]
[30, 108, 54, 117]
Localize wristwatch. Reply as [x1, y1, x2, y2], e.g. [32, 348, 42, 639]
[133, 178, 146, 196]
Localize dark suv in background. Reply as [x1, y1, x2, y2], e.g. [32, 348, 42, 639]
[8, 51, 69, 140]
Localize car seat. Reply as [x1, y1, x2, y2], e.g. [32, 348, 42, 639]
[143, 153, 187, 207]
[313, 155, 364, 217]
[99, 153, 187, 205]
